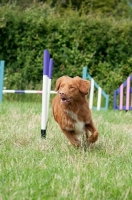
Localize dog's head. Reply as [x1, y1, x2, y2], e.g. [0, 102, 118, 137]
[55, 76, 90, 104]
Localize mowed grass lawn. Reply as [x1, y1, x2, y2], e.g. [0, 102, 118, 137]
[0, 101, 132, 200]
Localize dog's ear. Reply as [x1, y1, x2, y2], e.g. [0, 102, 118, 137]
[55, 77, 62, 91]
[74, 76, 91, 95]
[79, 79, 91, 95]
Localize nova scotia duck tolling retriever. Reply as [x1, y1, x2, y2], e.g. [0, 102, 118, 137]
[52, 76, 98, 147]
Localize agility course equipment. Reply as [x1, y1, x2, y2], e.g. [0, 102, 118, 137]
[0, 60, 5, 102]
[1, 50, 54, 138]
[82, 67, 109, 111]
[41, 50, 54, 138]
[114, 75, 132, 111]
[3, 90, 56, 94]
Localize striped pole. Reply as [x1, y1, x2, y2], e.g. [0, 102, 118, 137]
[46, 58, 54, 123]
[41, 50, 50, 138]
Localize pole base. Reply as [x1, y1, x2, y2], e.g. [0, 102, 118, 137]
[41, 129, 46, 138]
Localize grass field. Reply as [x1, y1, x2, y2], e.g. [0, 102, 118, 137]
[0, 101, 132, 200]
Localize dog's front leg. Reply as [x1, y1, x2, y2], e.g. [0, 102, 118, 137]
[85, 119, 98, 143]
[61, 129, 81, 147]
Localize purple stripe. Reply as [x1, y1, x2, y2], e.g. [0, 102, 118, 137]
[117, 105, 132, 110]
[15, 90, 25, 93]
[48, 58, 53, 79]
[43, 50, 50, 76]
[113, 90, 117, 109]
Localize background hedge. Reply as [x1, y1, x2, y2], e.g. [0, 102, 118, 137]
[0, 3, 132, 106]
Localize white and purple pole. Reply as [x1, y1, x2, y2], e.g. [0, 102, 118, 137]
[41, 50, 50, 138]
[47, 58, 53, 123]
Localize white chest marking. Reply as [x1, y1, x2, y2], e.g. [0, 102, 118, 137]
[64, 110, 85, 134]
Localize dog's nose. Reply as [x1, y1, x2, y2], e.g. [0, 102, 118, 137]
[59, 92, 65, 96]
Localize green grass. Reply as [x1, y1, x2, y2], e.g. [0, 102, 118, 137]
[0, 102, 132, 200]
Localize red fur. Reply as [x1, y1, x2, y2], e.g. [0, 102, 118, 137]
[52, 76, 98, 147]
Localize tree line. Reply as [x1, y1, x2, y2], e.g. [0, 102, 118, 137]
[0, 0, 132, 18]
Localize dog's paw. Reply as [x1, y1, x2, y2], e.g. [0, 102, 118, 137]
[72, 140, 81, 148]
[87, 133, 98, 143]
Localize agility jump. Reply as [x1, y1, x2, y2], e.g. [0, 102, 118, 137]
[82, 67, 109, 111]
[0, 50, 54, 137]
[114, 75, 132, 111]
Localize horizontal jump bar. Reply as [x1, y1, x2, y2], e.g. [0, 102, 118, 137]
[3, 90, 57, 94]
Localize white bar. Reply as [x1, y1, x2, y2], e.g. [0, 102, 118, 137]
[25, 90, 41, 94]
[41, 75, 48, 130]
[3, 90, 57, 94]
[46, 78, 51, 123]
[50, 91, 57, 94]
[3, 90, 15, 93]
[89, 78, 94, 109]
[97, 87, 102, 111]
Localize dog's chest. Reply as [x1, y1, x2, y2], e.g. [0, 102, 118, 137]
[64, 110, 85, 134]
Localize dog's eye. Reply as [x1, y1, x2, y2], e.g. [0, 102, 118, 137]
[60, 84, 64, 88]
[70, 86, 75, 89]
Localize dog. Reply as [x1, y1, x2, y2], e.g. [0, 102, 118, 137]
[52, 76, 98, 147]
